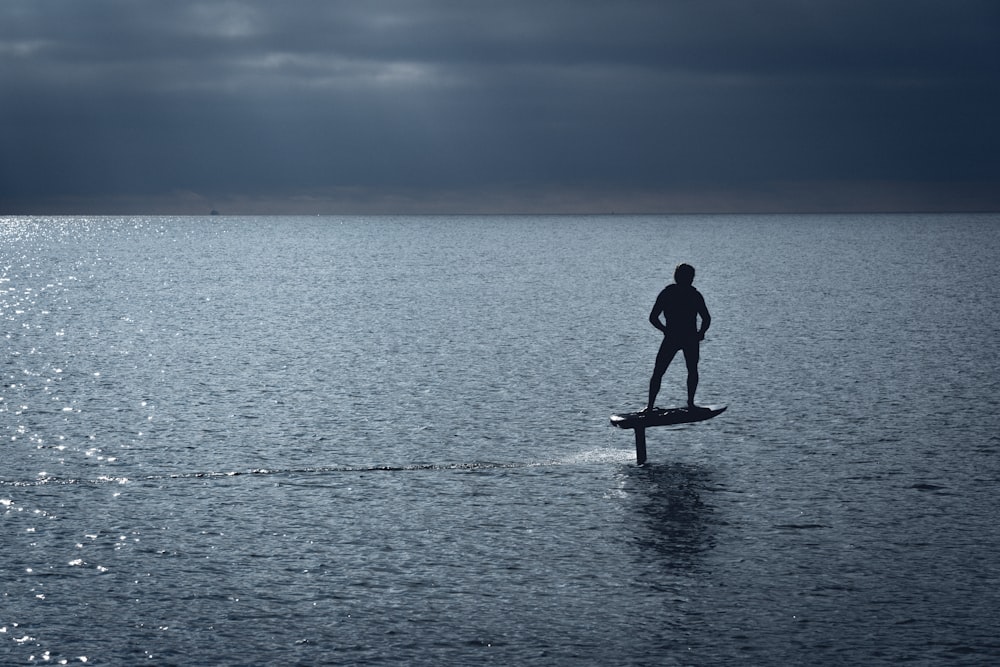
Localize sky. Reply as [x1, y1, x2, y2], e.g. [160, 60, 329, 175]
[2, 1, 998, 214]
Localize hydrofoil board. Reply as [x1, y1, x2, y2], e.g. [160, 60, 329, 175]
[610, 405, 727, 430]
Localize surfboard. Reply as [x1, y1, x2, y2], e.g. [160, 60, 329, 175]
[610, 405, 727, 430]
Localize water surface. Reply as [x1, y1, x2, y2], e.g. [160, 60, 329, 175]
[2, 214, 999, 665]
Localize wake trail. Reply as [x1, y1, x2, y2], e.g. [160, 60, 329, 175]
[0, 448, 631, 487]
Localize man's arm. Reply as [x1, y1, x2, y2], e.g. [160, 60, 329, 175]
[697, 299, 711, 340]
[649, 296, 668, 334]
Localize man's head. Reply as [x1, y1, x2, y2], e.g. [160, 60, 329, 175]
[674, 263, 695, 286]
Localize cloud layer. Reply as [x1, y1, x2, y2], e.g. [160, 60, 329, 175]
[2, 1, 998, 213]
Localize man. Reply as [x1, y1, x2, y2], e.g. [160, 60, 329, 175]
[645, 263, 711, 411]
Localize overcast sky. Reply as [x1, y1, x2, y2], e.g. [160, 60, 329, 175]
[2, 1, 998, 214]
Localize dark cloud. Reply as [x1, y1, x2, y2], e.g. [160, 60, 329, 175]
[2, 1, 998, 213]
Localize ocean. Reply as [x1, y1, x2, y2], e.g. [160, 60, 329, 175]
[2, 213, 999, 665]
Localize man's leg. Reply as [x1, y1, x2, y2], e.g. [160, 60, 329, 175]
[682, 344, 701, 408]
[646, 341, 678, 411]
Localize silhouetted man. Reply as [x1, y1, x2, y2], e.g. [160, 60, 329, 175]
[645, 263, 711, 411]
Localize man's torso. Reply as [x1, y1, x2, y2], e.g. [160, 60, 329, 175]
[657, 284, 704, 341]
